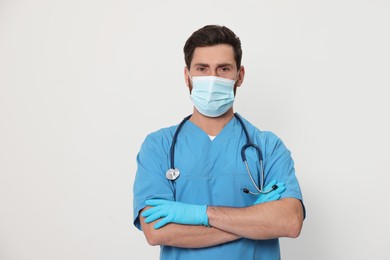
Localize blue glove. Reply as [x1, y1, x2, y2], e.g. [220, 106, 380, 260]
[253, 180, 286, 205]
[141, 199, 209, 229]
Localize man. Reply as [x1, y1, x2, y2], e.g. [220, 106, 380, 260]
[133, 25, 305, 259]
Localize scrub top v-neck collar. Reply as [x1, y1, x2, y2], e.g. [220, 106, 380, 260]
[182, 116, 238, 145]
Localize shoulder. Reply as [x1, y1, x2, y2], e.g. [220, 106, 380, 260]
[145, 125, 176, 140]
[142, 124, 177, 148]
[137, 124, 177, 161]
[235, 113, 285, 149]
[235, 113, 280, 140]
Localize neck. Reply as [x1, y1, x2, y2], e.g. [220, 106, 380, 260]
[189, 108, 234, 136]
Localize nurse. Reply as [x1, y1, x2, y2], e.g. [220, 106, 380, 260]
[133, 25, 305, 259]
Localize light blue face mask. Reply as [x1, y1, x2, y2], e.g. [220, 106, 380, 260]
[189, 75, 237, 117]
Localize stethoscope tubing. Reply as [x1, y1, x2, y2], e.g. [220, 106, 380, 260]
[169, 114, 192, 171]
[167, 113, 275, 194]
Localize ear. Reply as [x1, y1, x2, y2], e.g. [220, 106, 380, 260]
[184, 66, 190, 87]
[184, 66, 193, 93]
[235, 66, 245, 88]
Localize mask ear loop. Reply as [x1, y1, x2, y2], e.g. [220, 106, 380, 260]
[235, 68, 241, 86]
[186, 68, 193, 85]
[186, 68, 194, 96]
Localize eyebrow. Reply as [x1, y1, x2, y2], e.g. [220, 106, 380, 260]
[192, 63, 210, 68]
[192, 63, 234, 68]
[217, 63, 234, 68]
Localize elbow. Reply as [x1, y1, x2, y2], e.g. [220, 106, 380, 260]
[142, 223, 166, 246]
[145, 228, 175, 247]
[282, 198, 304, 238]
[141, 223, 173, 247]
[286, 207, 304, 238]
[144, 233, 161, 246]
[286, 218, 303, 238]
[139, 207, 165, 246]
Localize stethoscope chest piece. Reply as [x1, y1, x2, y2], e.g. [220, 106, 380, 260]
[166, 168, 180, 180]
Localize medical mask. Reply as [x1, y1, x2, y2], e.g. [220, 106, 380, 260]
[190, 75, 236, 117]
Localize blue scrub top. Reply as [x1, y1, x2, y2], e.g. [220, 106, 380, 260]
[133, 114, 303, 260]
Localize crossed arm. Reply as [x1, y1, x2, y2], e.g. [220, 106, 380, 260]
[140, 198, 303, 248]
[140, 208, 240, 248]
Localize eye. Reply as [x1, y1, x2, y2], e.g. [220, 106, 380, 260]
[219, 67, 230, 72]
[195, 66, 209, 74]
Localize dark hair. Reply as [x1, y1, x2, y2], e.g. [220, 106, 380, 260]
[183, 25, 242, 69]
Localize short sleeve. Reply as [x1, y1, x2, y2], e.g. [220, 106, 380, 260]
[260, 132, 305, 216]
[133, 133, 175, 230]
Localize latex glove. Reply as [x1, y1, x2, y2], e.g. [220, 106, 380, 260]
[253, 180, 286, 205]
[141, 199, 209, 229]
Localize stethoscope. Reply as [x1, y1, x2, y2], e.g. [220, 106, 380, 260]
[166, 113, 277, 195]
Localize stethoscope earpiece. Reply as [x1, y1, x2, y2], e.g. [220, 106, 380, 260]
[242, 184, 278, 195]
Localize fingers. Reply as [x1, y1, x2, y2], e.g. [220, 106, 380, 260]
[141, 206, 162, 218]
[144, 211, 166, 224]
[274, 183, 286, 194]
[153, 217, 171, 229]
[264, 180, 277, 190]
[141, 203, 177, 229]
[141, 199, 171, 222]
[265, 183, 285, 197]
[142, 208, 178, 229]
[264, 180, 284, 191]
[253, 181, 287, 205]
[141, 199, 174, 227]
[267, 194, 281, 201]
[145, 199, 170, 206]
[264, 181, 285, 194]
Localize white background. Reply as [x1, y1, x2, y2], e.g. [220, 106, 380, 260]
[1, 0, 389, 259]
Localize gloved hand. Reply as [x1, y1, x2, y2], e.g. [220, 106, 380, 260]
[141, 199, 209, 229]
[253, 180, 286, 205]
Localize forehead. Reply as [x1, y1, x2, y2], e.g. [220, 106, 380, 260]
[191, 44, 235, 66]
